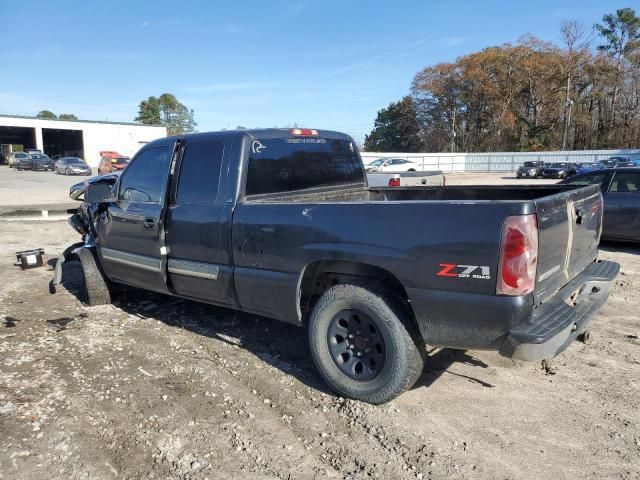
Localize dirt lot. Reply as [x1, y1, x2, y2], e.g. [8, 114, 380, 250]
[0, 166, 94, 209]
[1, 218, 639, 479]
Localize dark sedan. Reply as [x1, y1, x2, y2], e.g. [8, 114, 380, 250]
[30, 153, 55, 171]
[55, 157, 92, 175]
[560, 167, 640, 242]
[542, 162, 577, 179]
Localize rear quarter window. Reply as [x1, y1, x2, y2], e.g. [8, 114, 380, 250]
[245, 137, 364, 196]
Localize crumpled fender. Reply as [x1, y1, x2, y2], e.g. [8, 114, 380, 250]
[50, 241, 89, 293]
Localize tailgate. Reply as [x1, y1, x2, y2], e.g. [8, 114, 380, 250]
[533, 184, 602, 305]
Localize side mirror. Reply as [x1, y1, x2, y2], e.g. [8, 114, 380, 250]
[86, 183, 114, 203]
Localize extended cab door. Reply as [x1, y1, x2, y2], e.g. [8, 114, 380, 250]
[165, 134, 235, 305]
[97, 142, 174, 293]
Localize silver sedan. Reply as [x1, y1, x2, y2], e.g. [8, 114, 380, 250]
[54, 157, 92, 175]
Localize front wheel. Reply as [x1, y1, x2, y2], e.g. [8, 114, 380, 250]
[65, 167, 71, 175]
[308, 283, 425, 404]
[77, 248, 111, 306]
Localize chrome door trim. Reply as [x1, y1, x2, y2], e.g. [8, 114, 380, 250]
[101, 247, 161, 273]
[168, 258, 220, 280]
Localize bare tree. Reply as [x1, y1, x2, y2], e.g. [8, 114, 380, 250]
[559, 20, 592, 149]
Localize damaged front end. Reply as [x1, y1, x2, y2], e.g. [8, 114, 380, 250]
[51, 173, 120, 293]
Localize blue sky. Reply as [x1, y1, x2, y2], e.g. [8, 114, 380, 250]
[0, 0, 617, 142]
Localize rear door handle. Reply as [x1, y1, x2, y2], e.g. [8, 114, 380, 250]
[143, 218, 157, 229]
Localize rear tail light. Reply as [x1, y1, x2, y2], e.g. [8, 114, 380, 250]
[497, 214, 538, 296]
[388, 177, 401, 187]
[290, 128, 318, 136]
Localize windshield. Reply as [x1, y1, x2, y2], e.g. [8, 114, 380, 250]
[112, 157, 129, 165]
[523, 162, 537, 167]
[550, 163, 567, 168]
[15, 153, 29, 158]
[599, 160, 615, 166]
[66, 158, 85, 165]
[31, 154, 50, 160]
[367, 159, 385, 167]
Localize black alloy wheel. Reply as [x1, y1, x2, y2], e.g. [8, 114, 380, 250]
[327, 309, 386, 381]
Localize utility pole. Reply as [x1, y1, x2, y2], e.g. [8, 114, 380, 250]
[562, 74, 572, 151]
[451, 107, 456, 153]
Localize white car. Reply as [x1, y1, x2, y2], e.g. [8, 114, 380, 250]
[365, 158, 420, 172]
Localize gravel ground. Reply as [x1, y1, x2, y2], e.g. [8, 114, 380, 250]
[0, 217, 639, 479]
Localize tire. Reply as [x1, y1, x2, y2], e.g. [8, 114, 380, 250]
[308, 283, 425, 404]
[65, 167, 71, 175]
[77, 248, 111, 306]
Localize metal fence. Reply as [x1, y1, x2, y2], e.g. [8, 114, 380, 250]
[360, 149, 640, 173]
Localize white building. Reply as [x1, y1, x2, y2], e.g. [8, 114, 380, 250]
[0, 114, 166, 167]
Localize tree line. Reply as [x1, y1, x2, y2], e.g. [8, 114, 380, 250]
[365, 7, 640, 153]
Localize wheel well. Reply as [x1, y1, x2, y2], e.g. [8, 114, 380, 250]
[298, 260, 414, 324]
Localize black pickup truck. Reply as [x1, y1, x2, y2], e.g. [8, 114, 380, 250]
[57, 128, 619, 404]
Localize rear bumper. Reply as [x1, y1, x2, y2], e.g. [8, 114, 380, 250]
[407, 260, 618, 359]
[499, 260, 619, 361]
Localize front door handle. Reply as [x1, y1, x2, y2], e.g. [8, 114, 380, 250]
[143, 218, 157, 229]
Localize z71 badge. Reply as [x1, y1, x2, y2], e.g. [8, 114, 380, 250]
[437, 263, 491, 280]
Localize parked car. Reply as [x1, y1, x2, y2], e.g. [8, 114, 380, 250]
[597, 158, 636, 169]
[560, 167, 640, 242]
[576, 163, 602, 174]
[9, 152, 33, 170]
[516, 161, 545, 178]
[98, 151, 130, 174]
[55, 157, 92, 175]
[542, 162, 577, 179]
[30, 153, 55, 171]
[367, 170, 444, 188]
[365, 158, 419, 172]
[53, 128, 619, 404]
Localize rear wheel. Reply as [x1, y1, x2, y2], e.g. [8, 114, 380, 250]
[77, 248, 111, 306]
[308, 283, 425, 404]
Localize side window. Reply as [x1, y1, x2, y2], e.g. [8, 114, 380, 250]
[565, 172, 609, 186]
[118, 146, 171, 203]
[175, 140, 224, 204]
[610, 172, 640, 193]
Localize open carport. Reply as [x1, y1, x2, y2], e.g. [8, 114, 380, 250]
[42, 127, 84, 158]
[0, 125, 37, 163]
